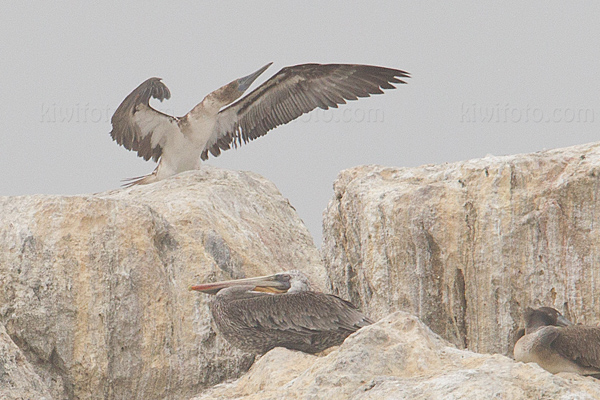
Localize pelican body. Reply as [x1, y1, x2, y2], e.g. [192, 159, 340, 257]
[514, 307, 600, 375]
[190, 270, 372, 354]
[110, 63, 409, 185]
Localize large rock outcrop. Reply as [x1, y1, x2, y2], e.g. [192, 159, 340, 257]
[323, 142, 600, 355]
[0, 167, 325, 400]
[192, 311, 600, 399]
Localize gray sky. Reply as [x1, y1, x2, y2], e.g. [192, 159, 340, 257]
[1, 2, 599, 245]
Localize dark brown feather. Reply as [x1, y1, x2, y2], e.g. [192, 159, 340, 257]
[110, 77, 174, 161]
[211, 290, 372, 354]
[552, 326, 600, 370]
[202, 64, 409, 160]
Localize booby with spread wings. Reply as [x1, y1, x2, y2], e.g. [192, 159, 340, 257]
[110, 63, 409, 185]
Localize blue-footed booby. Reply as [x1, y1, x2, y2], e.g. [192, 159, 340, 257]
[110, 63, 409, 185]
[189, 270, 372, 354]
[513, 307, 600, 375]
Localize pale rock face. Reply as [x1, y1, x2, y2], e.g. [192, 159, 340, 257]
[191, 312, 600, 400]
[322, 142, 600, 355]
[4, 144, 600, 399]
[0, 167, 325, 400]
[0, 322, 52, 400]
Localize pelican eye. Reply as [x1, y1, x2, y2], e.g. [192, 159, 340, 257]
[274, 274, 292, 290]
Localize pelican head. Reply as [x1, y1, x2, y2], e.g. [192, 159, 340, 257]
[189, 270, 312, 295]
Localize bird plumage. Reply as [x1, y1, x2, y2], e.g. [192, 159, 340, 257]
[110, 63, 409, 186]
[111, 77, 176, 162]
[513, 307, 600, 375]
[190, 270, 372, 354]
[211, 289, 371, 354]
[203, 64, 409, 160]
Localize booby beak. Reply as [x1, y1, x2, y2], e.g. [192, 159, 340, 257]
[556, 314, 573, 327]
[236, 62, 273, 92]
[189, 272, 289, 295]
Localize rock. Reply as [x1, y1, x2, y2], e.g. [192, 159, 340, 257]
[0, 168, 325, 400]
[0, 322, 52, 400]
[191, 311, 600, 400]
[322, 142, 600, 355]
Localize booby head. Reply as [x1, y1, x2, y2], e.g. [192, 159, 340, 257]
[189, 270, 312, 295]
[236, 62, 272, 92]
[523, 307, 573, 333]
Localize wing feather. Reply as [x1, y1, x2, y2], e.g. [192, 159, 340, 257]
[110, 77, 179, 161]
[229, 291, 372, 335]
[201, 63, 409, 160]
[552, 326, 600, 370]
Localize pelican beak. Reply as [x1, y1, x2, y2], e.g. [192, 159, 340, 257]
[556, 314, 573, 327]
[236, 62, 273, 92]
[189, 273, 289, 295]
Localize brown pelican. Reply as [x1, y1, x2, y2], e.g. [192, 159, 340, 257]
[110, 63, 409, 185]
[189, 270, 372, 354]
[513, 307, 600, 375]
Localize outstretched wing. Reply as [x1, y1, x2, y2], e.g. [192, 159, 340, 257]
[202, 63, 410, 160]
[110, 77, 179, 162]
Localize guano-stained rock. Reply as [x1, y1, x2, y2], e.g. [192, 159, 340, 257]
[191, 312, 600, 400]
[322, 142, 600, 355]
[0, 167, 325, 400]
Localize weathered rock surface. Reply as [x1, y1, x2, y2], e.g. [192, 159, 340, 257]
[192, 311, 600, 400]
[323, 142, 600, 355]
[0, 167, 325, 400]
[0, 322, 52, 400]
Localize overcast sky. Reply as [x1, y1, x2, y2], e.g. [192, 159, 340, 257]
[1, 2, 599, 245]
